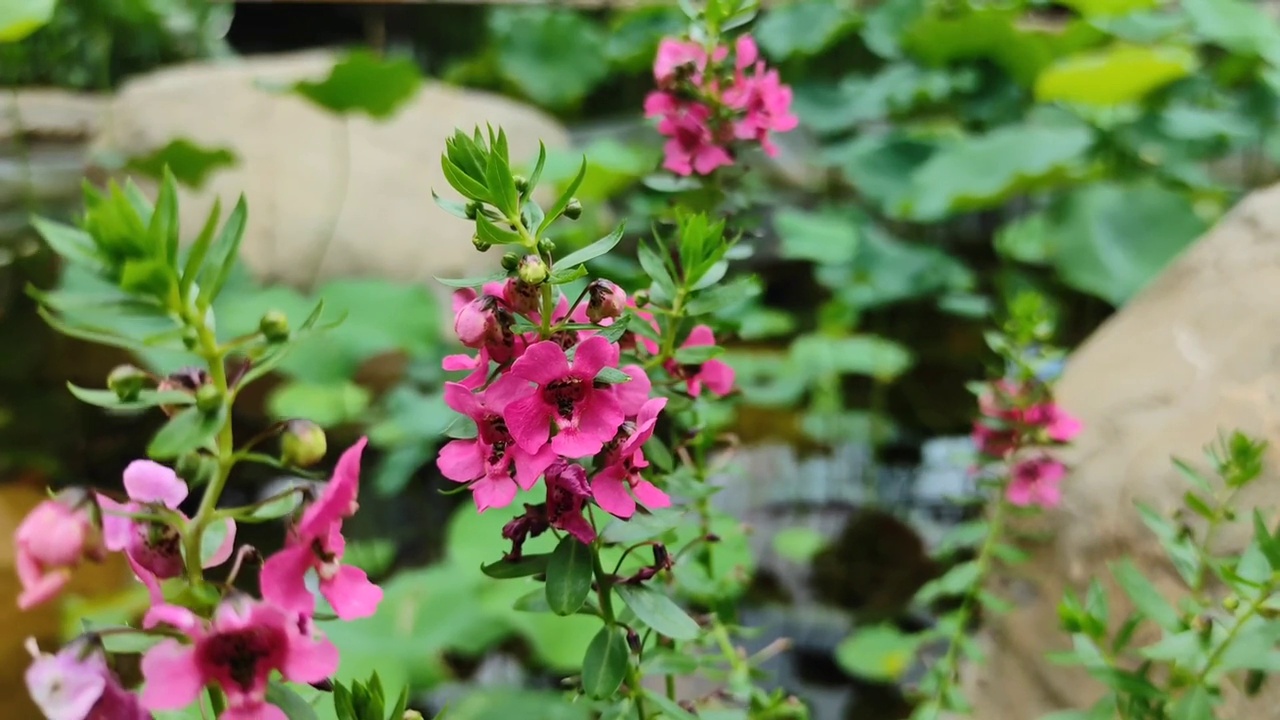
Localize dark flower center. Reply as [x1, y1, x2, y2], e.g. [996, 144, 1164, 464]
[478, 413, 510, 445]
[198, 625, 287, 693]
[543, 378, 586, 420]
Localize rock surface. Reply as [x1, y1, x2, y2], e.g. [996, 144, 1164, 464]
[93, 50, 572, 295]
[967, 182, 1280, 718]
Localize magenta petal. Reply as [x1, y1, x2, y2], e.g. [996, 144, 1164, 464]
[511, 341, 572, 385]
[504, 393, 551, 453]
[299, 437, 366, 534]
[259, 545, 317, 617]
[513, 445, 558, 490]
[574, 387, 624, 441]
[471, 474, 518, 512]
[592, 468, 636, 519]
[443, 381, 485, 419]
[139, 640, 203, 711]
[551, 426, 605, 459]
[437, 439, 484, 483]
[699, 359, 735, 396]
[142, 604, 201, 633]
[96, 494, 134, 552]
[123, 460, 188, 508]
[632, 479, 671, 510]
[320, 564, 383, 620]
[571, 336, 620, 378]
[484, 372, 533, 413]
[613, 365, 653, 417]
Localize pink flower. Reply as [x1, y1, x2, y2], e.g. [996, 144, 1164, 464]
[671, 325, 735, 397]
[15, 491, 106, 610]
[1007, 456, 1067, 508]
[594, 398, 672, 519]
[654, 38, 708, 85]
[724, 65, 798, 157]
[260, 438, 382, 621]
[502, 277, 541, 315]
[454, 295, 517, 362]
[586, 279, 627, 324]
[436, 378, 558, 512]
[650, 101, 734, 177]
[140, 598, 338, 720]
[443, 348, 490, 390]
[544, 461, 596, 545]
[98, 461, 235, 600]
[613, 365, 654, 417]
[25, 637, 148, 720]
[503, 336, 626, 458]
[1026, 403, 1083, 443]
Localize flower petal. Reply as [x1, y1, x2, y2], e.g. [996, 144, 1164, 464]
[613, 365, 652, 417]
[139, 640, 204, 711]
[95, 494, 135, 552]
[123, 460, 188, 508]
[203, 518, 237, 569]
[320, 564, 383, 621]
[511, 341, 571, 385]
[471, 474, 519, 513]
[142, 604, 202, 633]
[443, 381, 485, 419]
[504, 393, 551, 454]
[513, 445, 558, 490]
[632, 479, 671, 510]
[299, 437, 366, 535]
[592, 467, 636, 519]
[259, 545, 317, 617]
[223, 704, 288, 720]
[282, 631, 340, 686]
[437, 440, 484, 483]
[571, 335, 620, 378]
[699, 359, 736, 396]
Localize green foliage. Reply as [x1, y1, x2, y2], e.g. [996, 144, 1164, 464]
[489, 7, 608, 109]
[292, 50, 423, 119]
[125, 139, 239, 189]
[0, 0, 55, 42]
[333, 674, 409, 720]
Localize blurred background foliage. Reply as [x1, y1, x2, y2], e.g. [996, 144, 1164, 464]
[3, 0, 1280, 718]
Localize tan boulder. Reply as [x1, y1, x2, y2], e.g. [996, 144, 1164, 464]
[93, 50, 571, 297]
[967, 182, 1280, 718]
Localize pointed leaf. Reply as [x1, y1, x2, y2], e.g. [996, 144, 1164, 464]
[545, 536, 593, 616]
[148, 406, 227, 460]
[582, 626, 629, 699]
[538, 156, 587, 234]
[481, 553, 551, 579]
[614, 584, 699, 640]
[554, 224, 625, 270]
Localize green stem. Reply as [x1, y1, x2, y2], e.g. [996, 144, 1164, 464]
[1194, 582, 1273, 688]
[592, 545, 648, 720]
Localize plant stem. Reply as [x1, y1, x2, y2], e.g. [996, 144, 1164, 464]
[181, 311, 236, 584]
[592, 546, 648, 720]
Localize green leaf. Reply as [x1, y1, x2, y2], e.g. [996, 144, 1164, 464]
[180, 198, 223, 299]
[540, 157, 587, 234]
[267, 381, 371, 428]
[594, 367, 633, 385]
[196, 194, 248, 309]
[97, 628, 163, 654]
[642, 688, 700, 720]
[198, 518, 234, 567]
[1169, 686, 1215, 720]
[1056, 0, 1157, 17]
[1183, 0, 1280, 63]
[673, 344, 724, 365]
[435, 271, 511, 289]
[1110, 559, 1180, 631]
[490, 8, 609, 109]
[1035, 45, 1197, 107]
[614, 584, 700, 640]
[266, 681, 320, 720]
[899, 123, 1094, 221]
[788, 333, 914, 381]
[581, 626, 629, 699]
[637, 241, 677, 300]
[481, 553, 551, 579]
[772, 527, 827, 563]
[554, 225, 625, 270]
[755, 0, 856, 59]
[545, 536, 593, 616]
[242, 491, 304, 522]
[148, 406, 226, 460]
[67, 384, 195, 411]
[1046, 181, 1208, 306]
[484, 131, 520, 218]
[291, 50, 422, 119]
[32, 217, 103, 269]
[834, 624, 922, 682]
[126, 139, 238, 189]
[775, 208, 859, 264]
[0, 0, 54, 42]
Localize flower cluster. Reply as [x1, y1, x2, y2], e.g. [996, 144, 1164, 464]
[14, 440, 383, 720]
[972, 379, 1082, 508]
[644, 34, 798, 176]
[439, 275, 734, 549]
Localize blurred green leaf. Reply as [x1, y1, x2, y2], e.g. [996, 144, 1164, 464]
[265, 682, 320, 720]
[491, 7, 608, 109]
[1036, 45, 1198, 106]
[756, 0, 857, 59]
[582, 625, 629, 698]
[899, 123, 1094, 220]
[775, 208, 859, 264]
[1058, 0, 1158, 16]
[0, 0, 54, 42]
[862, 0, 925, 58]
[546, 535, 594, 616]
[148, 406, 225, 460]
[1047, 181, 1208, 305]
[615, 584, 700, 640]
[773, 526, 827, 563]
[445, 690, 591, 720]
[605, 5, 686, 70]
[824, 132, 936, 210]
[834, 624, 922, 682]
[292, 50, 422, 119]
[789, 333, 914, 381]
[1183, 0, 1280, 63]
[126, 139, 238, 189]
[267, 381, 371, 428]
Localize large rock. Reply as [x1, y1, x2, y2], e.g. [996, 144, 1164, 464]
[93, 50, 572, 294]
[967, 183, 1280, 718]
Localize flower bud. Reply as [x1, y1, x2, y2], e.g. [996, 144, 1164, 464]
[404, 712, 426, 720]
[501, 278, 540, 316]
[175, 452, 217, 487]
[633, 289, 650, 308]
[513, 174, 529, 194]
[15, 490, 106, 609]
[586, 279, 627, 323]
[538, 238, 556, 254]
[472, 234, 491, 252]
[281, 420, 328, 468]
[465, 201, 482, 220]
[455, 296, 498, 348]
[107, 364, 147, 402]
[1223, 595, 1240, 611]
[501, 252, 521, 271]
[259, 310, 290, 343]
[626, 627, 642, 654]
[564, 198, 583, 220]
[195, 384, 223, 414]
[517, 254, 549, 286]
[182, 328, 200, 350]
[157, 368, 210, 416]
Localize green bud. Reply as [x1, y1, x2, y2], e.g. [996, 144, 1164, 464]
[1223, 595, 1240, 611]
[633, 289, 650, 308]
[182, 328, 200, 350]
[501, 252, 521, 271]
[175, 452, 217, 487]
[472, 234, 491, 253]
[259, 310, 290, 343]
[281, 419, 327, 468]
[538, 237, 556, 254]
[564, 198, 582, 220]
[517, 254, 549, 285]
[107, 364, 147, 402]
[513, 174, 529, 194]
[195, 384, 223, 414]
[404, 712, 425, 720]
[465, 201, 482, 220]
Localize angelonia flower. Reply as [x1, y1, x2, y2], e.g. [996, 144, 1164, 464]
[971, 379, 1081, 509]
[437, 252, 737, 549]
[644, 34, 798, 176]
[14, 439, 382, 719]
